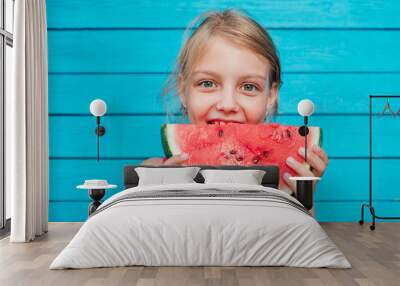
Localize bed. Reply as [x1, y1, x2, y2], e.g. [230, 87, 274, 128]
[50, 165, 351, 269]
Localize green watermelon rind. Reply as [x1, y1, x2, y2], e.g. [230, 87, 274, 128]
[161, 124, 324, 158]
[161, 124, 181, 158]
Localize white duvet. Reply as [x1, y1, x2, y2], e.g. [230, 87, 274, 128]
[50, 183, 351, 269]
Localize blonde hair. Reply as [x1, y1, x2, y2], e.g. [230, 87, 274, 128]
[162, 9, 281, 122]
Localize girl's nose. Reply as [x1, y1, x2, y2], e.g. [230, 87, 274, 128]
[215, 87, 240, 113]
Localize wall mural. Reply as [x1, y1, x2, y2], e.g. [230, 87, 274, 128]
[47, 1, 400, 222]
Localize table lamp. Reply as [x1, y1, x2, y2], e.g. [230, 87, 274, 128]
[90, 99, 107, 162]
[297, 99, 315, 163]
[289, 99, 319, 211]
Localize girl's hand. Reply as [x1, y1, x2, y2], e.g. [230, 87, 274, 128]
[283, 144, 329, 195]
[140, 153, 189, 166]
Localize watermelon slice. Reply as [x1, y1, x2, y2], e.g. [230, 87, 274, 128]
[161, 123, 322, 193]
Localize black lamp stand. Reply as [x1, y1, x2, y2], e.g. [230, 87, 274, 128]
[95, 116, 106, 162]
[88, 189, 106, 215]
[296, 116, 314, 210]
[295, 180, 314, 210]
[298, 116, 310, 161]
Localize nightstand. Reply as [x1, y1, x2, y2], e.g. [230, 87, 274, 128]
[77, 180, 117, 216]
[289, 177, 321, 210]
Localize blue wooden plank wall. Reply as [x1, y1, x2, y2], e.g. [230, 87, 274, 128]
[46, 0, 400, 222]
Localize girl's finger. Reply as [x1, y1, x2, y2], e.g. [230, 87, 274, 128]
[286, 156, 315, 177]
[312, 145, 329, 165]
[140, 157, 164, 166]
[283, 172, 297, 195]
[163, 153, 189, 166]
[298, 147, 326, 177]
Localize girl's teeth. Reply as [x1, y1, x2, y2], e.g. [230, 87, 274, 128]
[208, 121, 231, 125]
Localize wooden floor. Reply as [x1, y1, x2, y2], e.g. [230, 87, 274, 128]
[0, 223, 399, 286]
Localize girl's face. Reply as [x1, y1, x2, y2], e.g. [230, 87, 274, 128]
[179, 36, 278, 125]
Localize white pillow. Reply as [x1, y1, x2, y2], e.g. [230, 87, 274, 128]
[135, 167, 201, 186]
[200, 169, 266, 185]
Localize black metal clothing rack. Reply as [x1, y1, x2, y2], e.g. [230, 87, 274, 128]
[359, 95, 400, 230]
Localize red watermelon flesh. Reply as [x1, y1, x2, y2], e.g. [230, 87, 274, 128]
[161, 123, 322, 193]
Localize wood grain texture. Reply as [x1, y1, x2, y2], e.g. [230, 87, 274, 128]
[1, 223, 400, 285]
[48, 30, 400, 73]
[46, 0, 400, 28]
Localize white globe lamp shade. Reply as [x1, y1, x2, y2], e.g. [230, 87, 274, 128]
[90, 99, 107, 117]
[297, 99, 315, 117]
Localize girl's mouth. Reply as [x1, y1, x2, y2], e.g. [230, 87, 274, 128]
[206, 119, 243, 125]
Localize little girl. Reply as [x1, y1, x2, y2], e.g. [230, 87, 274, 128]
[142, 9, 329, 196]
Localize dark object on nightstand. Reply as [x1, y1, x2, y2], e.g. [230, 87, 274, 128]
[289, 177, 321, 210]
[296, 181, 313, 210]
[88, 189, 106, 215]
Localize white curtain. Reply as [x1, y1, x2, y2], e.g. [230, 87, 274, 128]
[6, 0, 48, 242]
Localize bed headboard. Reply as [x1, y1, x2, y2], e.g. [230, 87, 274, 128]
[123, 165, 280, 189]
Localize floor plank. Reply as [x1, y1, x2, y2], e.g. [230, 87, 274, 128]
[0, 222, 399, 286]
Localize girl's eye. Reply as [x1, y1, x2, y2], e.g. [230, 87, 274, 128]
[198, 80, 216, 88]
[242, 83, 258, 92]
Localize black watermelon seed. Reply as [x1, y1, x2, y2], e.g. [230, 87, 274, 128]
[218, 129, 224, 137]
[286, 129, 291, 138]
[230, 149, 237, 155]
